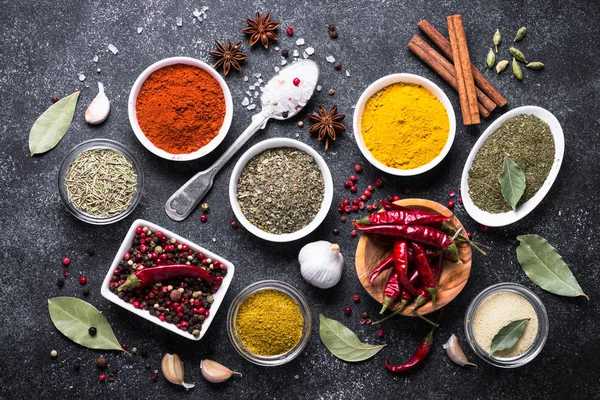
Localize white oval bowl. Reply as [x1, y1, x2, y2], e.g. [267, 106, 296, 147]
[229, 138, 334, 242]
[128, 57, 233, 161]
[460, 106, 565, 227]
[353, 73, 456, 176]
[100, 219, 235, 341]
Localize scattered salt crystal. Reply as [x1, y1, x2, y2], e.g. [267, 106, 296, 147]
[78, 74, 86, 82]
[243, 76, 249, 82]
[296, 38, 305, 46]
[108, 44, 119, 54]
[306, 47, 315, 55]
[254, 91, 259, 98]
[274, 66, 280, 72]
[294, 375, 299, 379]
[316, 85, 322, 91]
[295, 132, 300, 138]
[97, 68, 101, 73]
[137, 27, 143, 34]
[176, 17, 183, 26]
[293, 49, 300, 57]
[241, 97, 250, 106]
[212, 237, 216, 242]
[254, 73, 262, 78]
[275, 46, 280, 51]
[302, 52, 308, 59]
[92, 55, 99, 63]
[346, 70, 350, 76]
[326, 55, 335, 63]
[258, 78, 263, 83]
[247, 104, 257, 110]
[249, 85, 255, 90]
[250, 97, 254, 103]
[259, 87, 264, 92]
[193, 9, 201, 17]
[253, 81, 261, 87]
[245, 91, 252, 97]
[281, 59, 287, 66]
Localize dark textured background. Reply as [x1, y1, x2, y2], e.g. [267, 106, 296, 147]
[1, 1, 599, 399]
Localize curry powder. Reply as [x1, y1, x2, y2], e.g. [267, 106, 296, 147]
[235, 289, 303, 356]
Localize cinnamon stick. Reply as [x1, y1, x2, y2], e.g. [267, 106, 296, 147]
[418, 19, 507, 108]
[447, 15, 480, 125]
[408, 36, 496, 118]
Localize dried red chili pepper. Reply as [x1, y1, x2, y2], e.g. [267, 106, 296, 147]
[380, 271, 401, 314]
[356, 210, 449, 227]
[368, 255, 394, 283]
[118, 264, 221, 291]
[393, 240, 417, 297]
[353, 222, 454, 249]
[385, 326, 436, 373]
[373, 269, 420, 325]
[410, 242, 440, 308]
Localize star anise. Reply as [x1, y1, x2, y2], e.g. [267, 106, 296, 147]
[242, 12, 280, 48]
[209, 39, 247, 76]
[308, 105, 346, 150]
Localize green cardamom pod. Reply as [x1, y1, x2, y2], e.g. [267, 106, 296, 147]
[525, 61, 544, 70]
[487, 48, 496, 69]
[496, 60, 509, 73]
[512, 57, 523, 80]
[493, 29, 501, 52]
[509, 47, 527, 63]
[514, 27, 527, 42]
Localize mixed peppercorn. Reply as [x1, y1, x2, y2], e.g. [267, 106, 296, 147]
[108, 226, 227, 337]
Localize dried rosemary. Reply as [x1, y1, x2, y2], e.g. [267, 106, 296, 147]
[236, 148, 324, 234]
[65, 149, 137, 217]
[468, 114, 554, 213]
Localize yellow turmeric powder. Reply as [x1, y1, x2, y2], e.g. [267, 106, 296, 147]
[235, 289, 303, 356]
[361, 82, 450, 170]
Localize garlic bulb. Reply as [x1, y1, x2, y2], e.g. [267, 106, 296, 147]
[443, 334, 477, 367]
[200, 359, 241, 383]
[85, 82, 110, 124]
[298, 241, 344, 289]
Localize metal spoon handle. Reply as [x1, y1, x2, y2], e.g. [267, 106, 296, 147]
[164, 113, 270, 221]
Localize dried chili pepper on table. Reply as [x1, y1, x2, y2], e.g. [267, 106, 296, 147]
[353, 222, 454, 250]
[368, 255, 394, 283]
[385, 326, 436, 373]
[355, 210, 449, 227]
[118, 264, 221, 291]
[410, 242, 439, 307]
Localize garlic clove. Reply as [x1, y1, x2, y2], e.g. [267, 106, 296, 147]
[200, 359, 241, 383]
[161, 353, 195, 390]
[298, 241, 344, 289]
[85, 82, 110, 124]
[443, 334, 477, 367]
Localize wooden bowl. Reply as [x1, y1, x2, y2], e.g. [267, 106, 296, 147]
[355, 199, 472, 316]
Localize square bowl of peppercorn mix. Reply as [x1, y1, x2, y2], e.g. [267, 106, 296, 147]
[101, 219, 235, 340]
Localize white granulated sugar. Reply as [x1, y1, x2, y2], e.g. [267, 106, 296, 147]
[242, 97, 250, 106]
[306, 47, 315, 55]
[254, 91, 259, 97]
[302, 52, 308, 59]
[78, 74, 86, 82]
[258, 78, 263, 83]
[253, 81, 260, 87]
[254, 73, 262, 78]
[346, 70, 350, 76]
[249, 85, 255, 90]
[176, 17, 183, 26]
[92, 55, 99, 63]
[108, 44, 119, 54]
[296, 38, 305, 46]
[326, 55, 335, 63]
[293, 49, 300, 57]
[281, 59, 287, 65]
[247, 104, 257, 110]
[243, 76, 249, 82]
[245, 90, 252, 97]
[137, 27, 143, 34]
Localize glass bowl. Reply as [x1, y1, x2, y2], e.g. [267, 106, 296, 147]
[227, 280, 312, 366]
[464, 283, 549, 368]
[57, 139, 144, 225]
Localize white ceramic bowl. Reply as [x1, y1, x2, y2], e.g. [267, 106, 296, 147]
[353, 73, 456, 176]
[128, 57, 233, 161]
[229, 138, 334, 242]
[460, 106, 564, 227]
[100, 219, 235, 341]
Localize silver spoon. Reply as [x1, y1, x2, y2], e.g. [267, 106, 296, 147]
[165, 59, 320, 221]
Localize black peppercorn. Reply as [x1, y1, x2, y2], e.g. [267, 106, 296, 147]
[96, 357, 107, 368]
[282, 111, 289, 118]
[328, 30, 338, 39]
[88, 326, 97, 336]
[281, 48, 289, 57]
[82, 286, 90, 296]
[51, 95, 59, 103]
[333, 228, 340, 235]
[333, 61, 342, 70]
[73, 359, 81, 370]
[328, 24, 336, 31]
[56, 277, 65, 288]
[86, 248, 95, 256]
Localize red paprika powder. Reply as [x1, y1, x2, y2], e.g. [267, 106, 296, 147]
[135, 64, 226, 154]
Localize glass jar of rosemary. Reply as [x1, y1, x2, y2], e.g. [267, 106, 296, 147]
[58, 139, 144, 225]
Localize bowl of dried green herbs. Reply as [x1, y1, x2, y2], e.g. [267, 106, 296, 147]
[229, 138, 333, 242]
[58, 139, 144, 225]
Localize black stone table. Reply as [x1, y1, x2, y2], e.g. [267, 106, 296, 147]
[1, 1, 599, 399]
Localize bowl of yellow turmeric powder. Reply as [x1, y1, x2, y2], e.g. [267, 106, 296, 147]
[353, 74, 456, 175]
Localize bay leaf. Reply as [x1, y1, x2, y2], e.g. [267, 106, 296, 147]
[490, 318, 529, 355]
[517, 234, 589, 299]
[29, 91, 80, 156]
[498, 156, 526, 210]
[48, 297, 124, 352]
[319, 314, 386, 362]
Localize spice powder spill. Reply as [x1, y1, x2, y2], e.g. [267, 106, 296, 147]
[472, 291, 538, 357]
[65, 149, 137, 217]
[236, 148, 324, 234]
[235, 289, 303, 356]
[361, 83, 449, 170]
[135, 64, 226, 154]
[468, 114, 555, 213]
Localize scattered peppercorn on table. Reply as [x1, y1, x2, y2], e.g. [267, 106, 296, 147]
[3, 1, 599, 399]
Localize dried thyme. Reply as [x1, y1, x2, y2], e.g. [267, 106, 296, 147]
[65, 149, 137, 217]
[236, 147, 325, 234]
[468, 114, 554, 213]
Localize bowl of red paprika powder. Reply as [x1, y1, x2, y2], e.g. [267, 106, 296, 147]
[128, 57, 233, 161]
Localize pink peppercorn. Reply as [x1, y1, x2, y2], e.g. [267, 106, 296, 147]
[79, 276, 87, 285]
[62, 257, 71, 266]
